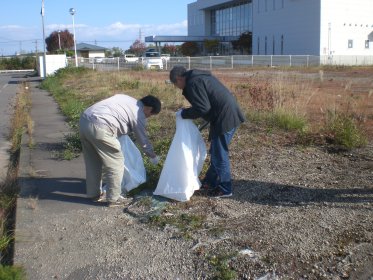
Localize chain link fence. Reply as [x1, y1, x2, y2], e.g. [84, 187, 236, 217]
[68, 55, 373, 72]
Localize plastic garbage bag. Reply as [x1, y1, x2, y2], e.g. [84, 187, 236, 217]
[119, 134, 146, 192]
[153, 114, 207, 201]
[101, 135, 146, 196]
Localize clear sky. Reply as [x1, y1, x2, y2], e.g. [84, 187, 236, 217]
[0, 0, 192, 55]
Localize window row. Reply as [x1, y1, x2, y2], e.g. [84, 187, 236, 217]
[211, 1, 252, 36]
[348, 40, 371, 49]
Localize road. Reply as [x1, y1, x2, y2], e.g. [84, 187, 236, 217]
[0, 72, 35, 183]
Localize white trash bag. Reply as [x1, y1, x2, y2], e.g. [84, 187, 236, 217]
[153, 115, 207, 202]
[119, 134, 146, 192]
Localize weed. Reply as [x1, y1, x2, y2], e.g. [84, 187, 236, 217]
[208, 252, 237, 280]
[117, 79, 140, 90]
[149, 213, 205, 239]
[324, 111, 367, 149]
[0, 265, 26, 280]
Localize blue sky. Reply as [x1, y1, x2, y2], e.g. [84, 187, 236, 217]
[0, 0, 192, 55]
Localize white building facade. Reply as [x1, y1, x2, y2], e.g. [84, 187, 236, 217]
[188, 0, 373, 57]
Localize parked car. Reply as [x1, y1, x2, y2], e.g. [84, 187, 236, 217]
[161, 54, 170, 62]
[140, 51, 163, 70]
[94, 57, 104, 63]
[121, 54, 138, 63]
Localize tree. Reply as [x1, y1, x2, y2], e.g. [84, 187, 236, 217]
[204, 39, 220, 55]
[111, 47, 124, 57]
[45, 29, 74, 53]
[180, 42, 199, 56]
[162, 44, 177, 55]
[128, 40, 147, 56]
[232, 31, 252, 54]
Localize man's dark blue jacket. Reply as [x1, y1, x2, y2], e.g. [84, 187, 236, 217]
[180, 69, 245, 139]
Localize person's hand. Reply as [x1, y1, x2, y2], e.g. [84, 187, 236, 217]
[176, 109, 183, 118]
[150, 156, 160, 165]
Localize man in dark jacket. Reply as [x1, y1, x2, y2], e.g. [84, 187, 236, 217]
[169, 66, 245, 198]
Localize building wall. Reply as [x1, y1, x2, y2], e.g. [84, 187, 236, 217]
[252, 0, 321, 55]
[320, 0, 373, 56]
[188, 0, 249, 36]
[188, 0, 373, 56]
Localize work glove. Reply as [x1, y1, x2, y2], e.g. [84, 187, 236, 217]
[150, 155, 160, 165]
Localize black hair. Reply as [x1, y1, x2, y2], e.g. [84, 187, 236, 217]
[169, 65, 187, 84]
[140, 95, 161, 114]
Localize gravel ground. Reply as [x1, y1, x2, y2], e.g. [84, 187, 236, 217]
[21, 123, 372, 280]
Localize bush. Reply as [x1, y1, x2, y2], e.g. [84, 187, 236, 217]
[325, 112, 367, 149]
[0, 56, 36, 70]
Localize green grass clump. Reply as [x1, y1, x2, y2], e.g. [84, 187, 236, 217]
[247, 109, 308, 133]
[149, 213, 205, 239]
[325, 112, 367, 149]
[209, 253, 237, 280]
[0, 265, 26, 280]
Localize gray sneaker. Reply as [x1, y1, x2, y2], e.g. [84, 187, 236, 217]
[106, 196, 131, 208]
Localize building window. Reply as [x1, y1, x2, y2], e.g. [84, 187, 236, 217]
[348, 40, 353, 48]
[211, 1, 252, 36]
[365, 40, 370, 49]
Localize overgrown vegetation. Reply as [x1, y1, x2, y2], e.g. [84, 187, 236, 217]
[324, 111, 367, 149]
[0, 83, 30, 278]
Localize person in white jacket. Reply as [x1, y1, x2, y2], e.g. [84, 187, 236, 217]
[79, 94, 161, 207]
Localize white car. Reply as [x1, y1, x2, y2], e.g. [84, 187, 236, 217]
[121, 54, 138, 63]
[161, 54, 170, 62]
[140, 51, 163, 70]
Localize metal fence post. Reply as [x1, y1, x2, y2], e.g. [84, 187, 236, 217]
[289, 55, 292, 67]
[231, 56, 234, 69]
[307, 55, 309, 67]
[188, 56, 191, 70]
[117, 57, 120, 71]
[271, 55, 273, 67]
[210, 56, 212, 70]
[252, 55, 254, 67]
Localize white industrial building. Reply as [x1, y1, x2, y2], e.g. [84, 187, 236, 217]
[187, 0, 373, 57]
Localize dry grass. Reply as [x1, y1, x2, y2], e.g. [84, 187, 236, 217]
[50, 67, 373, 144]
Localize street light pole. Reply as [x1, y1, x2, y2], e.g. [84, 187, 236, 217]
[41, 0, 47, 78]
[69, 8, 78, 67]
[57, 30, 61, 50]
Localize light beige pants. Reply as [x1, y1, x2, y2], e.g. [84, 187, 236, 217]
[79, 116, 124, 202]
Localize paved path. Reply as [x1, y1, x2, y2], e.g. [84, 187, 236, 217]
[13, 77, 96, 278]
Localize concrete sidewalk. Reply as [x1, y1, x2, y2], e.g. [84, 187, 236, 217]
[13, 78, 99, 278]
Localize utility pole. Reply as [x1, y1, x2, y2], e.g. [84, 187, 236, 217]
[139, 28, 142, 42]
[41, 0, 47, 78]
[34, 40, 38, 53]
